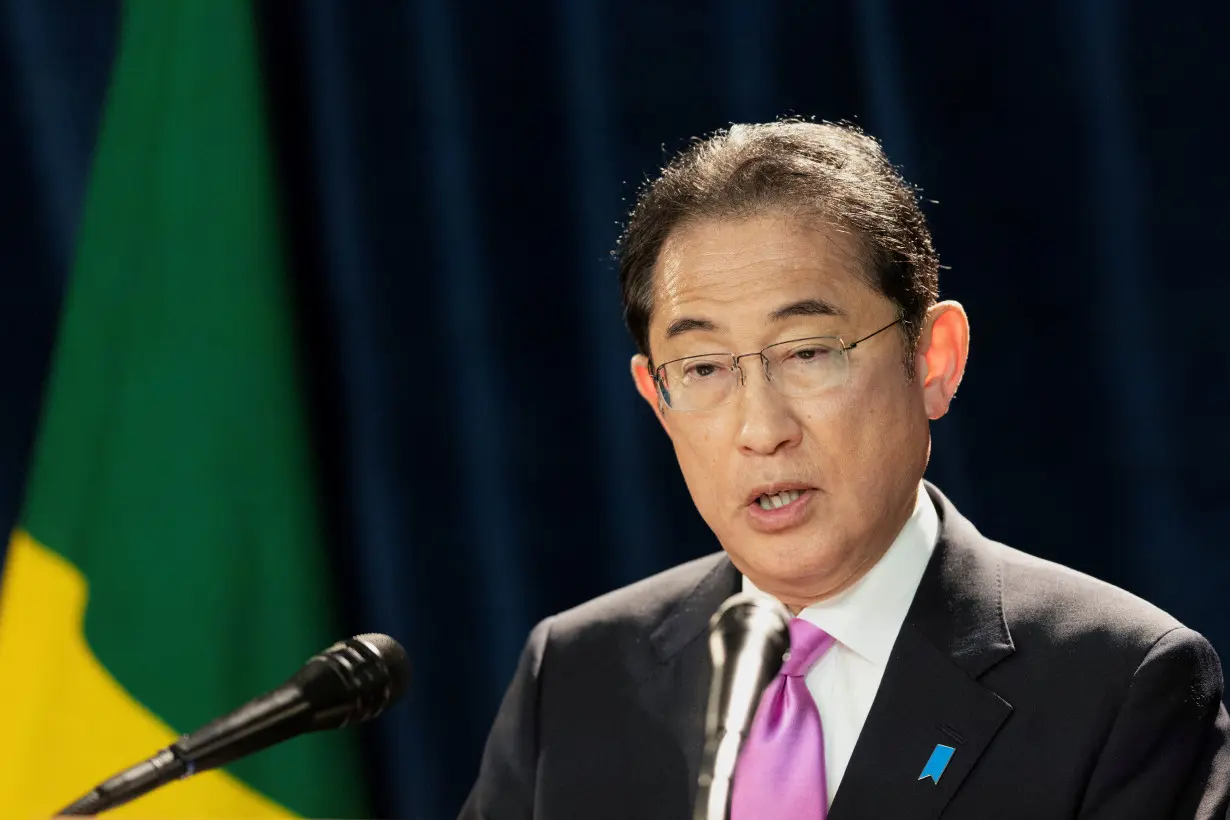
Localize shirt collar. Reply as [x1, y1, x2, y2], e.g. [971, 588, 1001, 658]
[742, 482, 939, 667]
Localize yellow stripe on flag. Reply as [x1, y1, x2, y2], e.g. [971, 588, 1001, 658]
[0, 530, 292, 818]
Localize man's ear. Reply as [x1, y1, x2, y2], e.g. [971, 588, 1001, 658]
[631, 354, 669, 432]
[918, 301, 970, 420]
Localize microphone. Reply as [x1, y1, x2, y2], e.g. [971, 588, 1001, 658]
[56, 633, 409, 816]
[692, 593, 791, 820]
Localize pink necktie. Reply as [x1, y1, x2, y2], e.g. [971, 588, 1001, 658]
[730, 618, 836, 819]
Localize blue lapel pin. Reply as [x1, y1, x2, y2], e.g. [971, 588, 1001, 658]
[918, 744, 956, 784]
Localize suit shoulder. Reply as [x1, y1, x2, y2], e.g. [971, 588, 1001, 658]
[526, 552, 731, 685]
[993, 540, 1185, 654]
[550, 551, 730, 638]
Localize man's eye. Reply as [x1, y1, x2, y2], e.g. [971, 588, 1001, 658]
[685, 362, 721, 379]
[792, 347, 832, 362]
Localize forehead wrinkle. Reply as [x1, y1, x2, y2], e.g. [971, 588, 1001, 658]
[662, 217, 866, 285]
[648, 216, 878, 349]
[659, 245, 830, 307]
[672, 233, 822, 275]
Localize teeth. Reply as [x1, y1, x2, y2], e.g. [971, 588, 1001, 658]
[757, 489, 802, 510]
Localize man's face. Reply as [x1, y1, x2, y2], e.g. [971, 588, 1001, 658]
[631, 214, 964, 607]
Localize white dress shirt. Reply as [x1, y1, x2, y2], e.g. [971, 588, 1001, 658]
[742, 482, 939, 808]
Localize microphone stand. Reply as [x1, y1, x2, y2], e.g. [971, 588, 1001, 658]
[692, 727, 743, 820]
[57, 750, 186, 816]
[691, 593, 791, 820]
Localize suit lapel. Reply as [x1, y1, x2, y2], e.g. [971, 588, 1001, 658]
[827, 624, 1013, 819]
[829, 484, 1016, 820]
[638, 553, 741, 814]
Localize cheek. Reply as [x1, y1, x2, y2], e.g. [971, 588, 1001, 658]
[799, 377, 918, 476]
[669, 420, 730, 500]
[797, 388, 867, 453]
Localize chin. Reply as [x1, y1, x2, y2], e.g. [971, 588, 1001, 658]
[729, 538, 840, 594]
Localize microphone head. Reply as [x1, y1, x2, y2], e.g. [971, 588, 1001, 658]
[705, 593, 791, 739]
[352, 633, 411, 704]
[297, 633, 410, 730]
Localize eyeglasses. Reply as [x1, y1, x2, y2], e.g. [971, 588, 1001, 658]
[651, 318, 903, 412]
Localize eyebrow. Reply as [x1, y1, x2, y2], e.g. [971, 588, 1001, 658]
[663, 298, 846, 340]
[769, 298, 846, 322]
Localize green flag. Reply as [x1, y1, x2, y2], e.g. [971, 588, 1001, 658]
[0, 1, 368, 815]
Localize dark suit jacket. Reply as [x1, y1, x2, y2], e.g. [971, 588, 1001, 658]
[459, 484, 1230, 819]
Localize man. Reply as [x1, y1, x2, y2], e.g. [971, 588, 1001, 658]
[458, 120, 1230, 819]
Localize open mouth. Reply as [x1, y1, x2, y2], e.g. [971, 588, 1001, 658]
[754, 488, 808, 511]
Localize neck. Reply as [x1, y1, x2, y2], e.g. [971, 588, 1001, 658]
[747, 488, 920, 612]
[773, 543, 888, 612]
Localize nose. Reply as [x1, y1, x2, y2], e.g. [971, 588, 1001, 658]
[732, 358, 803, 456]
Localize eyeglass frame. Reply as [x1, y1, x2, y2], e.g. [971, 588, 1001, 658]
[649, 317, 905, 411]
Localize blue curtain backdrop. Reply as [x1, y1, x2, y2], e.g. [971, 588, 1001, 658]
[3, 1, 1228, 817]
